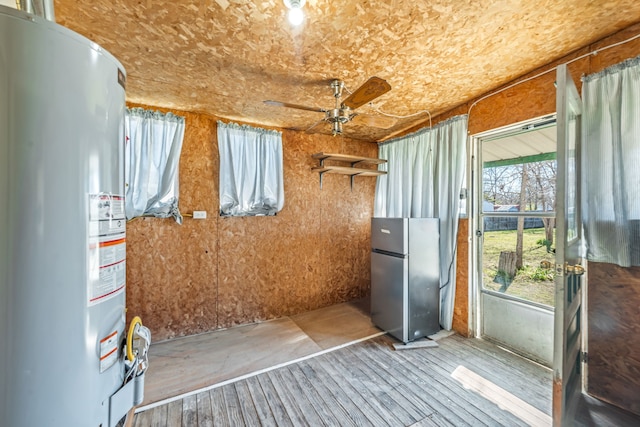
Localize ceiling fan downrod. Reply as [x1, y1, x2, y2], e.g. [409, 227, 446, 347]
[327, 79, 353, 135]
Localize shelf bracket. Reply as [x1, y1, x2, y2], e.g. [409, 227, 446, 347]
[319, 170, 327, 189]
[350, 171, 365, 192]
[350, 162, 361, 191]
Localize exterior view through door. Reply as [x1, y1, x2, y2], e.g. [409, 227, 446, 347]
[474, 116, 557, 367]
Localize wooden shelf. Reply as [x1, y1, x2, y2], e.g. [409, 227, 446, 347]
[311, 152, 387, 190]
[311, 166, 386, 177]
[311, 152, 387, 166]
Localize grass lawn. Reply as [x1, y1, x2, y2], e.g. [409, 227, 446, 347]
[482, 227, 556, 307]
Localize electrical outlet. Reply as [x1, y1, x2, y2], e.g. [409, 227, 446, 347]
[192, 211, 207, 219]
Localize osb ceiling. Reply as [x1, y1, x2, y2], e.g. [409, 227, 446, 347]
[54, 0, 640, 142]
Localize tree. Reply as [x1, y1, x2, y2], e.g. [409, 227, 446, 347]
[483, 159, 557, 269]
[516, 163, 528, 269]
[483, 164, 524, 207]
[483, 165, 515, 206]
[528, 160, 556, 246]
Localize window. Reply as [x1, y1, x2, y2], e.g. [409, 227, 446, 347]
[125, 108, 185, 223]
[479, 123, 557, 307]
[217, 121, 284, 217]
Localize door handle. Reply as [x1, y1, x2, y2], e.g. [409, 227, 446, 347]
[565, 263, 585, 276]
[540, 260, 552, 269]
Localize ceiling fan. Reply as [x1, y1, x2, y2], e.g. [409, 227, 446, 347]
[264, 77, 395, 136]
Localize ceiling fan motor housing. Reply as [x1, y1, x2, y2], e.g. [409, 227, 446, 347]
[327, 107, 352, 124]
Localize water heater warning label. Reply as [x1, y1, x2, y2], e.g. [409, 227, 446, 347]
[99, 330, 119, 373]
[88, 194, 126, 306]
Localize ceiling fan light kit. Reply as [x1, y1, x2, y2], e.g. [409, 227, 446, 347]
[283, 0, 305, 26]
[264, 76, 393, 136]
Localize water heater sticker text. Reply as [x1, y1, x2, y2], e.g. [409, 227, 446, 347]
[99, 330, 119, 373]
[88, 194, 127, 307]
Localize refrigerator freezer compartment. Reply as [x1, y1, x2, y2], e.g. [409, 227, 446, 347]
[371, 217, 409, 255]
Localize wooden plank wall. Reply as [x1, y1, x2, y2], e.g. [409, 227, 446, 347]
[587, 263, 640, 416]
[126, 109, 377, 341]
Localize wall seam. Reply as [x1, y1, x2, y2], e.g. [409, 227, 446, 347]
[215, 123, 220, 331]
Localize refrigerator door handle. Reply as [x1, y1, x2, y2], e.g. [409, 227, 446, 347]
[372, 248, 407, 258]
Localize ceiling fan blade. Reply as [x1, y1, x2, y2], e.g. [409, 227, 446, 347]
[342, 77, 391, 110]
[263, 100, 326, 113]
[306, 118, 328, 133]
[351, 113, 397, 129]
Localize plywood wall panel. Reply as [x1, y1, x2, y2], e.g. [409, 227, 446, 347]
[468, 53, 590, 135]
[216, 130, 316, 327]
[315, 135, 377, 302]
[394, 103, 471, 141]
[126, 108, 219, 341]
[589, 22, 640, 74]
[217, 216, 310, 326]
[128, 107, 377, 338]
[216, 130, 377, 329]
[588, 262, 640, 416]
[126, 217, 218, 340]
[452, 219, 470, 337]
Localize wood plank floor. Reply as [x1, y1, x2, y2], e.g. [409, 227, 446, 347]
[134, 300, 640, 426]
[134, 334, 554, 426]
[143, 299, 380, 406]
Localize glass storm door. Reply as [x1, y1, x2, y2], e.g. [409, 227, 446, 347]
[552, 63, 585, 426]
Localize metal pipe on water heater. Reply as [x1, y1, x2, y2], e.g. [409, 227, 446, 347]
[16, 0, 55, 21]
[16, 0, 33, 14]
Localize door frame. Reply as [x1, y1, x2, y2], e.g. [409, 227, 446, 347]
[553, 63, 587, 426]
[469, 114, 557, 352]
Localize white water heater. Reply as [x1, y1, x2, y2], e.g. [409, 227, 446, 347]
[0, 6, 143, 426]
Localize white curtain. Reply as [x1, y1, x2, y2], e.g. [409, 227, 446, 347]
[217, 121, 284, 217]
[125, 108, 185, 223]
[582, 55, 640, 267]
[375, 115, 468, 330]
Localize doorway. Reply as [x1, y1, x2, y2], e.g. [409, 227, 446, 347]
[472, 115, 557, 366]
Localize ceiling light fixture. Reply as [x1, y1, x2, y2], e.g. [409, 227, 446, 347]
[283, 0, 306, 26]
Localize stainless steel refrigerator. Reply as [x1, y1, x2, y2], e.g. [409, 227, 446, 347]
[371, 217, 440, 343]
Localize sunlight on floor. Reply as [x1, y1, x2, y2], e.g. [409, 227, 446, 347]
[451, 365, 552, 427]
